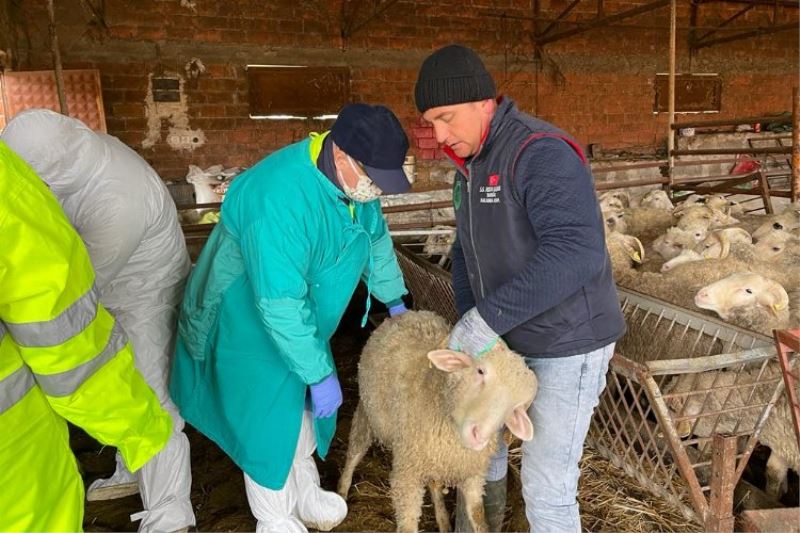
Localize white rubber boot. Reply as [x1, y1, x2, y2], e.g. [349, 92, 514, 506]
[293, 411, 347, 531]
[86, 452, 140, 501]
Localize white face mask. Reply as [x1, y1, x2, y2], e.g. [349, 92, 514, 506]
[338, 156, 383, 203]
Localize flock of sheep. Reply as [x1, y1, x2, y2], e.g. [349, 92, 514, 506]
[602, 189, 800, 335]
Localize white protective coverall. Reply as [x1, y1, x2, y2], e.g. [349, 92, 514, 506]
[1, 109, 195, 532]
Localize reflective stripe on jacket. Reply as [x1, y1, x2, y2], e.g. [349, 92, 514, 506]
[0, 141, 172, 532]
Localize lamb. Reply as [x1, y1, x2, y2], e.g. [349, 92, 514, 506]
[664, 366, 799, 497]
[338, 311, 537, 533]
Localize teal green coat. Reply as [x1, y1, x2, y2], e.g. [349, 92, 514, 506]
[169, 133, 407, 489]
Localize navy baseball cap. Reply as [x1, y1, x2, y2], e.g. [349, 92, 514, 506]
[331, 103, 411, 194]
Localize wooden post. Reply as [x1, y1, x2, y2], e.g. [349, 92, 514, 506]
[792, 87, 799, 204]
[706, 434, 737, 533]
[46, 0, 68, 115]
[667, 0, 677, 193]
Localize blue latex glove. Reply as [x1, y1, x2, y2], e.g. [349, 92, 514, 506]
[447, 307, 499, 357]
[309, 373, 342, 419]
[388, 302, 408, 317]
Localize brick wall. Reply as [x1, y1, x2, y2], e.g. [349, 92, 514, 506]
[7, 0, 798, 184]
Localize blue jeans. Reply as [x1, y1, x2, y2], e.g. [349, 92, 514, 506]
[488, 342, 615, 533]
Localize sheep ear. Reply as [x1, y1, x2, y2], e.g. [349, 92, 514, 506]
[427, 350, 473, 372]
[505, 405, 534, 441]
[757, 282, 789, 314]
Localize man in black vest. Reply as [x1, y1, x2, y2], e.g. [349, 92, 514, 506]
[414, 45, 626, 533]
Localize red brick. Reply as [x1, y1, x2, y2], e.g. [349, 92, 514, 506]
[412, 126, 434, 139]
[416, 137, 439, 150]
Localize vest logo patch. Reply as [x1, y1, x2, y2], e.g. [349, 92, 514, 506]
[479, 174, 502, 204]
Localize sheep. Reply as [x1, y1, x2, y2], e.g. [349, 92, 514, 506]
[652, 227, 703, 261]
[663, 366, 799, 498]
[606, 231, 645, 278]
[662, 227, 755, 272]
[640, 189, 674, 211]
[186, 164, 225, 204]
[338, 310, 537, 533]
[694, 272, 790, 332]
[752, 204, 800, 241]
[753, 229, 800, 262]
[697, 227, 752, 260]
[676, 205, 739, 234]
[603, 209, 628, 234]
[660, 249, 705, 272]
[421, 225, 456, 258]
[599, 190, 630, 212]
[618, 207, 675, 244]
[620, 252, 755, 310]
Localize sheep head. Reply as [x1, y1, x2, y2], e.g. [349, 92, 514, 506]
[752, 205, 800, 241]
[427, 342, 537, 451]
[641, 189, 674, 211]
[603, 209, 627, 234]
[700, 227, 752, 259]
[694, 272, 789, 320]
[660, 249, 703, 272]
[753, 229, 799, 261]
[653, 227, 698, 260]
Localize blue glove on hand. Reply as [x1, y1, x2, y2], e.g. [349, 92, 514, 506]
[309, 373, 342, 419]
[388, 302, 408, 317]
[447, 307, 499, 357]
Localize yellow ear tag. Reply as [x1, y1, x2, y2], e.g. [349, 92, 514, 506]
[631, 251, 642, 263]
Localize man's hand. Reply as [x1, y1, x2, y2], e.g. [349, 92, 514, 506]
[447, 307, 499, 357]
[388, 302, 408, 317]
[309, 373, 342, 418]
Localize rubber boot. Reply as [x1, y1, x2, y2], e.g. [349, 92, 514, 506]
[454, 477, 507, 532]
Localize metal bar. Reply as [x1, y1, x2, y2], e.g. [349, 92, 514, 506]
[672, 114, 792, 129]
[646, 373, 709, 517]
[536, 0, 582, 38]
[694, 21, 797, 49]
[595, 177, 670, 190]
[693, 4, 755, 43]
[702, 0, 798, 7]
[672, 146, 791, 155]
[774, 329, 800, 451]
[593, 161, 666, 173]
[536, 0, 670, 45]
[793, 87, 799, 203]
[389, 220, 456, 231]
[46, 0, 68, 115]
[700, 439, 744, 510]
[381, 200, 452, 214]
[668, 0, 677, 189]
[647, 347, 776, 375]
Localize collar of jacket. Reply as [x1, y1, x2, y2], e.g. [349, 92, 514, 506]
[308, 131, 351, 204]
[442, 96, 514, 176]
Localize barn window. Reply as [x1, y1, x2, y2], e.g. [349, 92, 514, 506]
[247, 65, 350, 120]
[654, 73, 722, 114]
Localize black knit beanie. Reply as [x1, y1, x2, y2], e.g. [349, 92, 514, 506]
[414, 45, 496, 113]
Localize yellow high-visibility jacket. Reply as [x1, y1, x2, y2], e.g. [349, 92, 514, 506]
[0, 141, 172, 532]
